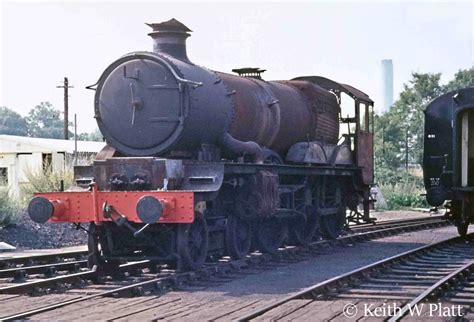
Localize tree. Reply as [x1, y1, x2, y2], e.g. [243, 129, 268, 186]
[374, 72, 443, 176]
[77, 128, 103, 141]
[444, 67, 474, 92]
[0, 107, 28, 136]
[26, 102, 71, 139]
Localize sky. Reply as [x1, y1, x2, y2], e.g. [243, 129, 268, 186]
[0, 1, 473, 133]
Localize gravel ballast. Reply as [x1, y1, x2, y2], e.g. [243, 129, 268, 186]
[0, 211, 87, 249]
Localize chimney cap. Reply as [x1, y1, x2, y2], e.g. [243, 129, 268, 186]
[146, 18, 192, 33]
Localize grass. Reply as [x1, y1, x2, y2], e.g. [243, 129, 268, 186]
[20, 165, 74, 206]
[378, 180, 428, 210]
[19, 153, 95, 208]
[375, 167, 428, 211]
[0, 188, 19, 227]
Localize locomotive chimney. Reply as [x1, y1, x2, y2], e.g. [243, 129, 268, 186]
[146, 18, 192, 63]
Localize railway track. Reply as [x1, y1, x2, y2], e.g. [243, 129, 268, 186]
[0, 249, 87, 269]
[0, 215, 449, 320]
[238, 233, 474, 321]
[0, 216, 446, 295]
[0, 214, 445, 270]
[348, 214, 445, 233]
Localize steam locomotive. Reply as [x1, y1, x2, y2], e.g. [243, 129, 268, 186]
[424, 87, 474, 236]
[28, 19, 375, 272]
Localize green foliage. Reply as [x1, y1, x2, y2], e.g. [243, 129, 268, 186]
[444, 68, 474, 92]
[0, 106, 28, 136]
[77, 128, 103, 142]
[375, 165, 404, 186]
[380, 177, 428, 210]
[374, 72, 443, 172]
[3, 101, 104, 141]
[26, 102, 71, 139]
[0, 188, 19, 227]
[2, 101, 79, 140]
[375, 170, 427, 210]
[379, 169, 428, 210]
[20, 164, 74, 206]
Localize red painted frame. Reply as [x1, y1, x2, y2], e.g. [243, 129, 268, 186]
[35, 184, 194, 224]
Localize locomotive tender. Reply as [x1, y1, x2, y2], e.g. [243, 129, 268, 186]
[28, 19, 375, 271]
[424, 87, 474, 236]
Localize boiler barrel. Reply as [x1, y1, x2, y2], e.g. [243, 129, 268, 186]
[93, 18, 340, 157]
[218, 72, 340, 154]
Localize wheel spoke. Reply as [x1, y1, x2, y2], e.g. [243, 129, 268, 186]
[177, 214, 208, 270]
[226, 216, 251, 259]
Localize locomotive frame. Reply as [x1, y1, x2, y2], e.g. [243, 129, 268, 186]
[28, 19, 375, 272]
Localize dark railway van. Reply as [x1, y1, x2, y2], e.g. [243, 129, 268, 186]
[28, 19, 375, 272]
[424, 87, 474, 235]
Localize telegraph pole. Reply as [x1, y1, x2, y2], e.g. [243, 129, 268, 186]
[57, 77, 74, 140]
[74, 114, 78, 166]
[405, 127, 409, 172]
[382, 125, 385, 157]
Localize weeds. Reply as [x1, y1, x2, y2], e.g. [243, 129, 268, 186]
[0, 188, 19, 227]
[20, 165, 74, 206]
[379, 179, 428, 210]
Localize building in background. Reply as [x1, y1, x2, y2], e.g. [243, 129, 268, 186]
[381, 59, 394, 114]
[0, 135, 105, 198]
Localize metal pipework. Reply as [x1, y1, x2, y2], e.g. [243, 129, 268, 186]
[102, 196, 163, 237]
[103, 203, 147, 238]
[220, 132, 264, 163]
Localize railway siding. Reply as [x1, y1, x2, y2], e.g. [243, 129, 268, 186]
[0, 217, 454, 320]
